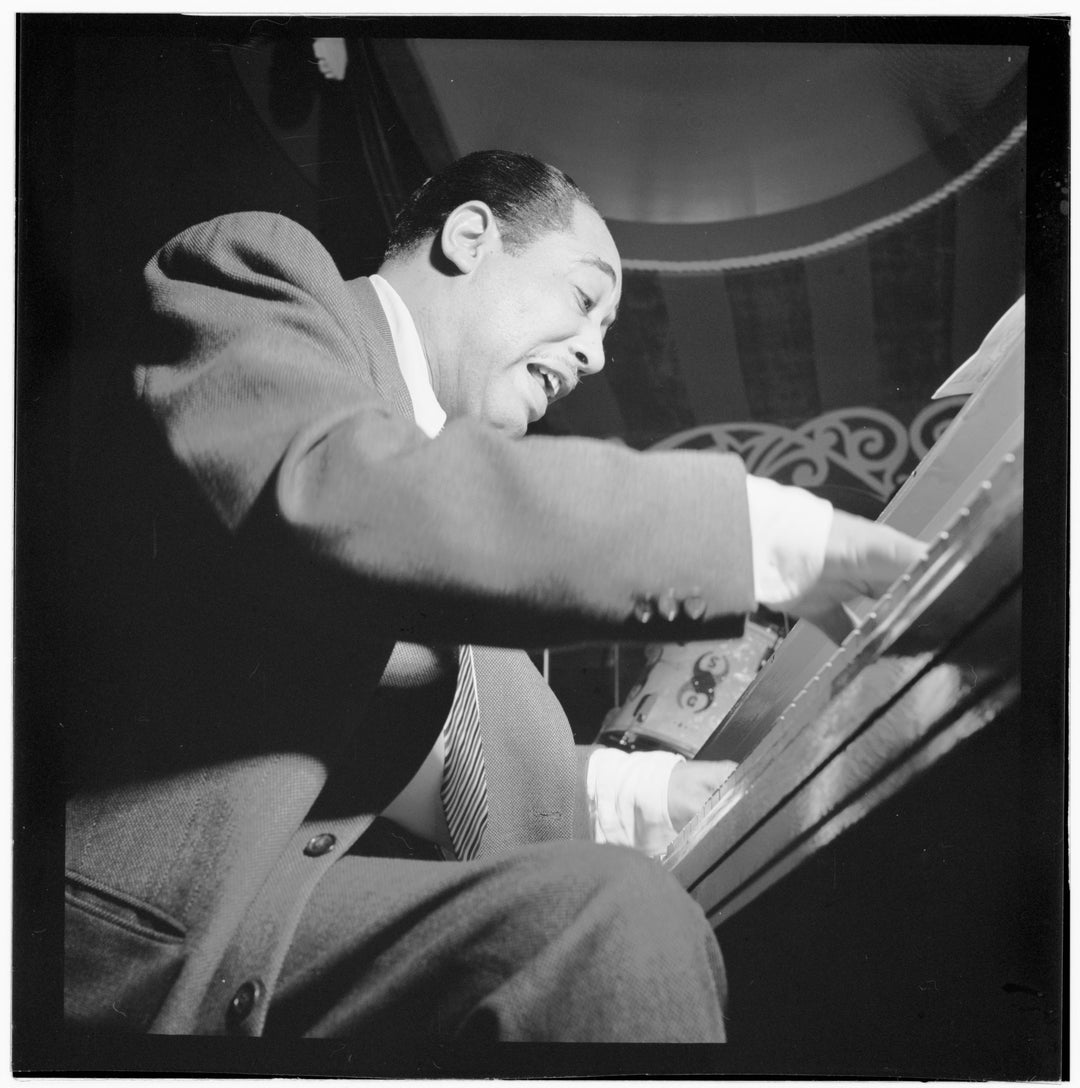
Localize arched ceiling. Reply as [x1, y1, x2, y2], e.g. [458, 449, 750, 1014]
[408, 39, 1025, 226]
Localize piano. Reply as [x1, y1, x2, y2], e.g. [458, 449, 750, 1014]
[663, 297, 1026, 921]
[665, 439, 1021, 915]
[653, 296, 1056, 1075]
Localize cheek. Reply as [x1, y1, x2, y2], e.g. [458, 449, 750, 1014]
[488, 367, 529, 411]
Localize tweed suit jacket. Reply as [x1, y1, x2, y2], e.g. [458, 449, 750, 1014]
[63, 213, 756, 1036]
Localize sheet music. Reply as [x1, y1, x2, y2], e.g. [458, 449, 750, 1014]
[932, 295, 1024, 399]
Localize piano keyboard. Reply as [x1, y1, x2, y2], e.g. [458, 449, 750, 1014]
[662, 443, 1023, 923]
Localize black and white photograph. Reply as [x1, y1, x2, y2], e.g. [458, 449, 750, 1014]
[13, 12, 1067, 1079]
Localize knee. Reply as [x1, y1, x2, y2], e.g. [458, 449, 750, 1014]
[585, 842, 715, 940]
[478, 841, 727, 1040]
[562, 843, 728, 1024]
[505, 840, 715, 948]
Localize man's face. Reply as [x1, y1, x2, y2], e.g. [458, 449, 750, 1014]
[436, 202, 622, 437]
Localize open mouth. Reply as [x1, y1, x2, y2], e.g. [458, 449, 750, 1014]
[527, 362, 566, 403]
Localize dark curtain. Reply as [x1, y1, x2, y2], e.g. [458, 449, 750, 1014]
[18, 23, 458, 475]
[231, 33, 455, 277]
[540, 125, 1024, 453]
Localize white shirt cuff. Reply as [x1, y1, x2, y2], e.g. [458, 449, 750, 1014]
[587, 746, 685, 857]
[745, 475, 834, 611]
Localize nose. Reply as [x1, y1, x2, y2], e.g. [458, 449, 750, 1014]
[570, 328, 606, 377]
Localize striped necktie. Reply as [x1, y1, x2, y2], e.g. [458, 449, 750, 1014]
[440, 645, 489, 860]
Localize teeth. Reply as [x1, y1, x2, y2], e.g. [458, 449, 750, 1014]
[531, 365, 560, 401]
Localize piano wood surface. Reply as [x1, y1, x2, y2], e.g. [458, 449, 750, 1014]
[693, 297, 1024, 767]
[665, 445, 1022, 918]
[664, 299, 1026, 923]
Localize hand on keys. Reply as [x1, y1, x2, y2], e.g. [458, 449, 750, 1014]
[781, 510, 927, 635]
[667, 758, 738, 832]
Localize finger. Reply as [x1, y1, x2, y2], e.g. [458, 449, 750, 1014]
[686, 759, 738, 789]
[870, 522, 928, 569]
[862, 534, 928, 595]
[828, 512, 927, 595]
[711, 759, 738, 783]
[667, 760, 739, 831]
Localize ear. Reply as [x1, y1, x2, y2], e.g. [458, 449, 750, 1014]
[440, 201, 502, 274]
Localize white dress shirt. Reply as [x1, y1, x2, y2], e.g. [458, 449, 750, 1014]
[369, 273, 832, 857]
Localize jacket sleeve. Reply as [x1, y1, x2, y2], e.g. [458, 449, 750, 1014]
[135, 212, 756, 650]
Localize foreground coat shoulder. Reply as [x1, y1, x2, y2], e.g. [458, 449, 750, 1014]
[138, 211, 757, 649]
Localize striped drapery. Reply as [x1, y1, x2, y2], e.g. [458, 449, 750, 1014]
[540, 120, 1026, 457]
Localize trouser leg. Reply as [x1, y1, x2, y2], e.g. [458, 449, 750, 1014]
[266, 840, 727, 1043]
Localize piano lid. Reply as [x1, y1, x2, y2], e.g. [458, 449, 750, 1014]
[664, 441, 1023, 923]
[663, 298, 1025, 922]
[692, 295, 1024, 767]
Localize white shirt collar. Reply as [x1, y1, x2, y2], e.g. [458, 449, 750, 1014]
[370, 273, 447, 439]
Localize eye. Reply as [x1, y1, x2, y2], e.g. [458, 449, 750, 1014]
[575, 287, 595, 314]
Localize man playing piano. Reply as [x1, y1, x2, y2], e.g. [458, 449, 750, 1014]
[64, 150, 923, 1047]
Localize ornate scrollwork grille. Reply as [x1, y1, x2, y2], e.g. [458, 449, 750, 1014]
[651, 399, 966, 504]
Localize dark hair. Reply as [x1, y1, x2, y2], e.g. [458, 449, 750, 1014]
[384, 149, 596, 261]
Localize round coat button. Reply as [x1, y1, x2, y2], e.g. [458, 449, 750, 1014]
[227, 979, 263, 1027]
[683, 595, 707, 620]
[632, 596, 654, 623]
[656, 590, 679, 621]
[303, 833, 338, 857]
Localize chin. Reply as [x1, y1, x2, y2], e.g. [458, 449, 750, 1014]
[488, 404, 533, 439]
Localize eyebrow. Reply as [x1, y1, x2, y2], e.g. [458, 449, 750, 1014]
[577, 255, 621, 325]
[579, 254, 618, 284]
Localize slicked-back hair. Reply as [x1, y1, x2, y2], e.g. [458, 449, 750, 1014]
[383, 149, 596, 262]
